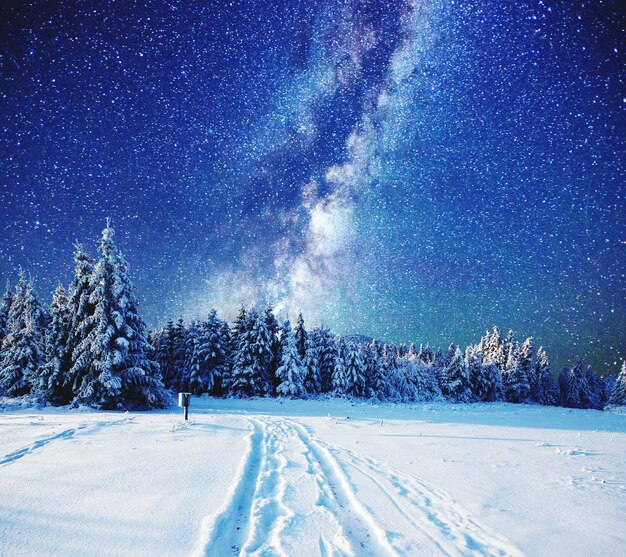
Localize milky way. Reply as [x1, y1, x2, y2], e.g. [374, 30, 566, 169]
[1, 0, 624, 373]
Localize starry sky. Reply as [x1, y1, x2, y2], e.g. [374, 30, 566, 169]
[1, 0, 624, 373]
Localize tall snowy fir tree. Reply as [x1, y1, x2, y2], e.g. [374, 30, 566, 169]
[332, 338, 348, 395]
[503, 340, 530, 403]
[66, 243, 96, 396]
[316, 326, 336, 393]
[303, 328, 322, 394]
[609, 361, 626, 406]
[71, 220, 166, 409]
[0, 279, 13, 348]
[443, 347, 472, 402]
[230, 310, 272, 397]
[263, 307, 281, 391]
[294, 311, 307, 360]
[184, 323, 205, 394]
[38, 284, 73, 405]
[276, 328, 305, 398]
[0, 272, 47, 397]
[531, 347, 557, 405]
[196, 309, 229, 395]
[343, 342, 366, 397]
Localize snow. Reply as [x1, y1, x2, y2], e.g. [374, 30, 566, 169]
[1, 398, 625, 557]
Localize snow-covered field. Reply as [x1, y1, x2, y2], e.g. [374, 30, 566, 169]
[1, 399, 624, 557]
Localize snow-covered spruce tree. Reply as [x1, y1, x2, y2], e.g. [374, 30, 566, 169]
[558, 366, 577, 408]
[479, 326, 507, 373]
[218, 319, 234, 394]
[276, 328, 305, 398]
[364, 340, 386, 399]
[229, 310, 272, 397]
[466, 345, 490, 401]
[0, 272, 47, 397]
[531, 347, 558, 405]
[303, 328, 322, 395]
[294, 311, 307, 360]
[503, 340, 530, 403]
[71, 220, 166, 409]
[580, 365, 603, 410]
[184, 321, 218, 395]
[195, 309, 229, 395]
[408, 359, 440, 401]
[0, 279, 13, 348]
[317, 326, 336, 393]
[263, 307, 281, 391]
[38, 284, 73, 405]
[343, 342, 366, 398]
[66, 243, 96, 396]
[520, 337, 534, 393]
[442, 347, 472, 402]
[332, 338, 348, 395]
[609, 361, 626, 406]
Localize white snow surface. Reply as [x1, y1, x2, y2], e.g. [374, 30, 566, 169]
[1, 398, 624, 557]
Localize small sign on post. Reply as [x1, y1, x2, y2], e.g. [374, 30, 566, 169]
[178, 392, 191, 421]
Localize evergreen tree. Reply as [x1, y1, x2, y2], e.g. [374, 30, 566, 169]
[559, 364, 581, 408]
[196, 309, 229, 395]
[184, 323, 206, 394]
[0, 272, 47, 396]
[263, 307, 281, 390]
[276, 328, 305, 398]
[0, 279, 13, 348]
[609, 361, 626, 406]
[38, 284, 73, 405]
[343, 342, 366, 397]
[294, 311, 307, 360]
[332, 338, 348, 395]
[66, 243, 96, 396]
[363, 340, 385, 398]
[317, 326, 336, 393]
[229, 310, 272, 397]
[71, 220, 166, 409]
[503, 340, 530, 403]
[443, 347, 472, 402]
[218, 319, 234, 394]
[531, 347, 558, 405]
[303, 328, 322, 394]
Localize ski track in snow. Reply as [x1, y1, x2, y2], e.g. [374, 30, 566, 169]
[197, 415, 395, 557]
[316, 438, 524, 557]
[0, 417, 134, 467]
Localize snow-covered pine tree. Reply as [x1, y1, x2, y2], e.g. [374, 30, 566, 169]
[0, 279, 13, 348]
[303, 328, 322, 395]
[196, 309, 229, 395]
[343, 342, 366, 398]
[184, 322, 209, 395]
[276, 328, 305, 398]
[38, 284, 73, 405]
[71, 220, 166, 409]
[532, 347, 557, 405]
[0, 271, 47, 397]
[171, 318, 189, 392]
[218, 319, 234, 394]
[229, 310, 272, 397]
[443, 346, 472, 402]
[520, 337, 533, 392]
[609, 361, 626, 406]
[317, 326, 336, 393]
[263, 307, 281, 391]
[480, 326, 506, 372]
[332, 338, 348, 395]
[580, 365, 602, 410]
[294, 311, 307, 360]
[66, 243, 96, 396]
[558, 366, 579, 408]
[503, 340, 530, 403]
[364, 340, 385, 399]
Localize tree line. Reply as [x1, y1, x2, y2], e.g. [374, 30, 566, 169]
[1, 221, 625, 410]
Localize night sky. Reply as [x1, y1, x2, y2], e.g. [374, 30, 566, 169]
[1, 0, 624, 374]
